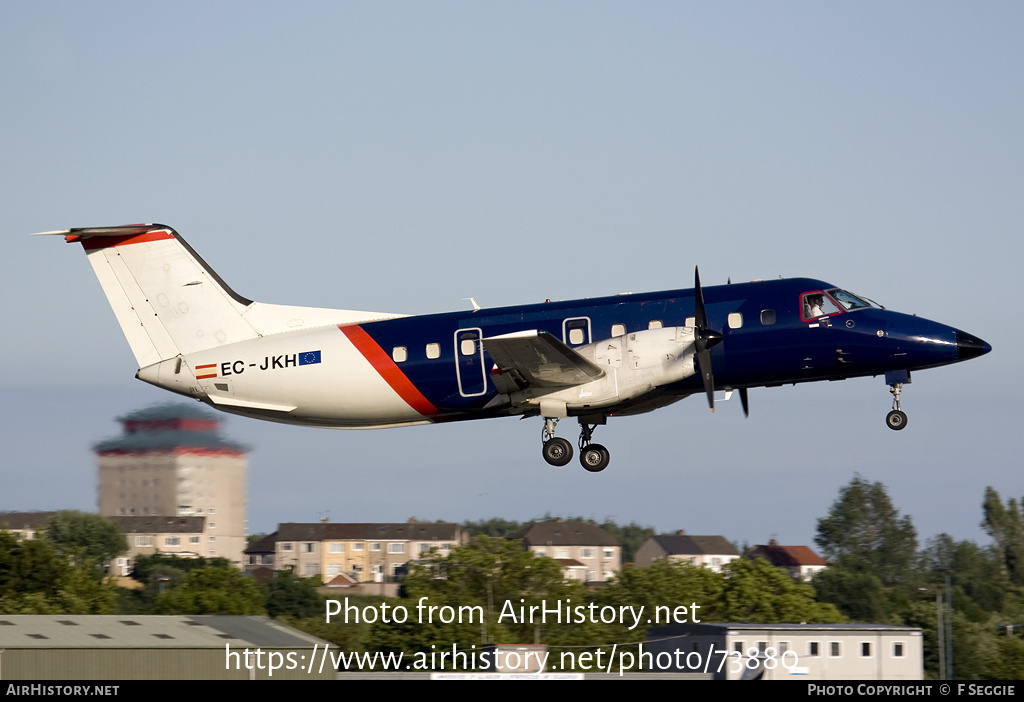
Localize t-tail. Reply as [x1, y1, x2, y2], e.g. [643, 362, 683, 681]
[35, 224, 401, 396]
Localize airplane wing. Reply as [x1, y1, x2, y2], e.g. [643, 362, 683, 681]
[483, 330, 606, 391]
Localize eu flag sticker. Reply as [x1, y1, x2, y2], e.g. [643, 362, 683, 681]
[299, 350, 322, 366]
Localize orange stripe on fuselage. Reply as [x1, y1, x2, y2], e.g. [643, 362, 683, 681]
[339, 324, 438, 417]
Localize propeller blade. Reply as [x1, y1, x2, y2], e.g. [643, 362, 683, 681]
[740, 387, 749, 417]
[694, 266, 715, 412]
[694, 266, 707, 331]
[699, 348, 715, 412]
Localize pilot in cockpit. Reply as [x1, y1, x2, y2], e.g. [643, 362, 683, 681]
[806, 294, 825, 318]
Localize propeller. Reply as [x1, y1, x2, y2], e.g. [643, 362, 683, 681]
[693, 266, 723, 412]
[693, 267, 750, 417]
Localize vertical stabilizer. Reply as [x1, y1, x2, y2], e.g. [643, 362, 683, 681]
[40, 224, 260, 367]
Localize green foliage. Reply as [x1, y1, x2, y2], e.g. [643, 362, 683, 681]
[0, 531, 117, 614]
[812, 479, 1024, 680]
[130, 553, 233, 583]
[43, 511, 127, 579]
[461, 518, 526, 538]
[264, 569, 324, 619]
[153, 564, 265, 615]
[369, 535, 596, 664]
[812, 566, 893, 623]
[596, 559, 724, 620]
[815, 474, 917, 586]
[719, 559, 843, 624]
[982, 487, 1024, 586]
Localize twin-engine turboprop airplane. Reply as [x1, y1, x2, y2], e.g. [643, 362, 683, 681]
[39, 224, 991, 472]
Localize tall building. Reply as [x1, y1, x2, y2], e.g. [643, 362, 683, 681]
[95, 403, 247, 566]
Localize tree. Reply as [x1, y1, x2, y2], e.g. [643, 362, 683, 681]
[0, 531, 117, 614]
[812, 566, 892, 623]
[153, 564, 265, 615]
[370, 535, 596, 662]
[719, 558, 844, 623]
[815, 474, 917, 586]
[264, 569, 323, 619]
[981, 487, 1024, 585]
[594, 559, 725, 621]
[43, 511, 127, 578]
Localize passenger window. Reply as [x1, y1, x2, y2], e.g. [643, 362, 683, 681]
[611, 323, 626, 337]
[425, 343, 440, 359]
[563, 318, 590, 345]
[728, 313, 742, 329]
[460, 339, 476, 356]
[761, 309, 776, 325]
[392, 346, 407, 363]
[648, 320, 663, 330]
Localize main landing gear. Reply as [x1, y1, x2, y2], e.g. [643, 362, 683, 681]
[886, 382, 908, 431]
[541, 417, 610, 472]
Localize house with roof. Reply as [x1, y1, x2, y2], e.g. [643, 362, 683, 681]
[0, 511, 56, 541]
[0, 511, 211, 578]
[244, 519, 467, 591]
[745, 540, 827, 581]
[634, 531, 739, 572]
[108, 515, 208, 576]
[511, 519, 621, 584]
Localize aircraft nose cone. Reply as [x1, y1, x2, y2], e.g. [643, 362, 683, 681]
[955, 329, 992, 360]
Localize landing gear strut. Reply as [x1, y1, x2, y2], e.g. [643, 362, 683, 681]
[886, 383, 908, 431]
[540, 416, 611, 471]
[577, 420, 610, 472]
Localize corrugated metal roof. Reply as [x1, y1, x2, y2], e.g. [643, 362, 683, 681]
[0, 616, 327, 649]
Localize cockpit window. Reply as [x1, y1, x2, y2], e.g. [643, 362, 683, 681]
[801, 292, 841, 321]
[827, 288, 872, 311]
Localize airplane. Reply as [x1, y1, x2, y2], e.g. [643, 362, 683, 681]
[38, 223, 991, 472]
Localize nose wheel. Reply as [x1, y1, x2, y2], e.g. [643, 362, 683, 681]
[886, 382, 908, 431]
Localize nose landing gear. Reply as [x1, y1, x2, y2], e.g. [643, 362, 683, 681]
[886, 382, 908, 431]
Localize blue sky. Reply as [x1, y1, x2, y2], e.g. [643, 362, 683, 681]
[2, 2, 1021, 552]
